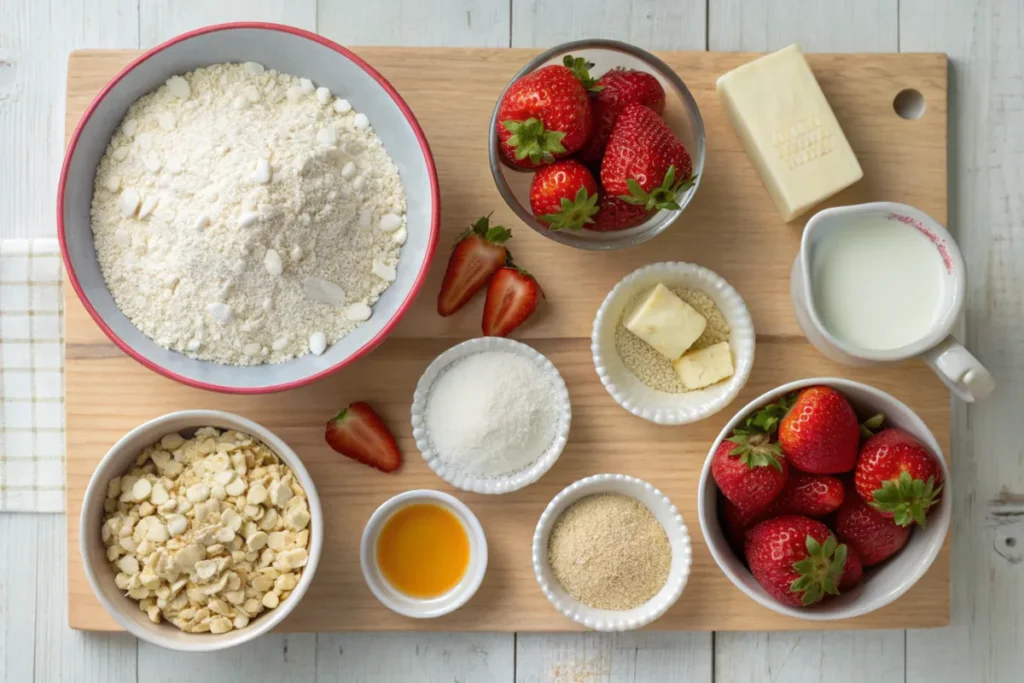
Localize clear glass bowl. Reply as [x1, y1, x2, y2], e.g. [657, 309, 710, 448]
[488, 39, 706, 251]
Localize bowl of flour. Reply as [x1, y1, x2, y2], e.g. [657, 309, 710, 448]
[58, 23, 439, 393]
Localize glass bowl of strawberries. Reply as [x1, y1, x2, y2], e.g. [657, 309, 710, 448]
[697, 378, 951, 620]
[488, 39, 705, 250]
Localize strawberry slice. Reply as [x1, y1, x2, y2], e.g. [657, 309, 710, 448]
[482, 264, 542, 337]
[325, 402, 401, 473]
[437, 215, 511, 316]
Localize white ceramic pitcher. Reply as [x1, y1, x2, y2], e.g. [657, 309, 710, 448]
[790, 202, 994, 402]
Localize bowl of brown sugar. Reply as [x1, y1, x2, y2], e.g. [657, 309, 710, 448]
[592, 262, 755, 425]
[532, 473, 692, 631]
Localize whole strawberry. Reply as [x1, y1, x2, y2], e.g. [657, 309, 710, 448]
[745, 515, 849, 606]
[721, 498, 763, 552]
[854, 428, 944, 528]
[529, 160, 599, 231]
[601, 103, 694, 211]
[711, 424, 789, 514]
[496, 56, 595, 169]
[589, 195, 650, 231]
[835, 493, 911, 566]
[765, 471, 845, 518]
[580, 68, 666, 164]
[777, 386, 860, 474]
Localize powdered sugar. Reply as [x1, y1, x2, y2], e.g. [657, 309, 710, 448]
[90, 63, 406, 365]
[424, 351, 559, 476]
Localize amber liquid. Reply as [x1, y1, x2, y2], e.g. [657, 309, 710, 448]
[376, 503, 470, 598]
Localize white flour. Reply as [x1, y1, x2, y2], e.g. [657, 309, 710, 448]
[425, 351, 559, 476]
[90, 62, 407, 365]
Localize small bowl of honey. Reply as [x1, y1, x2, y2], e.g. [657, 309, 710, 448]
[360, 489, 488, 618]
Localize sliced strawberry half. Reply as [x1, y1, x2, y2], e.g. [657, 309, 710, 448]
[482, 264, 542, 337]
[325, 402, 401, 473]
[437, 215, 511, 316]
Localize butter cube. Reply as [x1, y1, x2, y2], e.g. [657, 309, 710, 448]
[672, 341, 734, 390]
[716, 44, 863, 221]
[624, 284, 706, 360]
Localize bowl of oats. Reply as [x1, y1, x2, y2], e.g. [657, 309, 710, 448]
[79, 410, 322, 651]
[58, 23, 439, 393]
[591, 262, 756, 425]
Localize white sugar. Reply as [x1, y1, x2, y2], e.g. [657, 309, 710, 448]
[425, 351, 558, 477]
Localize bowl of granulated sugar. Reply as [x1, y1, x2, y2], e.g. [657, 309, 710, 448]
[411, 337, 572, 495]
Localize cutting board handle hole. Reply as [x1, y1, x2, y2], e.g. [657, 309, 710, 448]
[894, 88, 926, 120]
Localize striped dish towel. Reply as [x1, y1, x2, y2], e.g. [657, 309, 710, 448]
[0, 239, 65, 513]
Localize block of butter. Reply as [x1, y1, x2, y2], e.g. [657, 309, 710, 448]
[672, 341, 734, 390]
[624, 283, 706, 360]
[716, 44, 863, 221]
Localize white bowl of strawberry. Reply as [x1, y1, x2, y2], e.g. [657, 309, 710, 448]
[489, 39, 705, 250]
[697, 378, 950, 620]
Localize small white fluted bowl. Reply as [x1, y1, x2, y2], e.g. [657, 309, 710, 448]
[592, 262, 755, 425]
[411, 337, 572, 494]
[360, 489, 487, 618]
[532, 473, 691, 631]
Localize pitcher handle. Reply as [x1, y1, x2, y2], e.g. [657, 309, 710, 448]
[922, 335, 995, 402]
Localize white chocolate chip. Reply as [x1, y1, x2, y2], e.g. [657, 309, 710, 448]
[263, 249, 283, 276]
[138, 194, 159, 219]
[308, 332, 327, 356]
[165, 75, 190, 99]
[372, 261, 397, 282]
[118, 556, 140, 575]
[378, 213, 403, 232]
[131, 478, 152, 501]
[246, 484, 268, 506]
[333, 98, 351, 114]
[118, 189, 140, 217]
[315, 86, 332, 105]
[207, 303, 233, 324]
[341, 161, 357, 179]
[316, 126, 337, 147]
[289, 245, 303, 262]
[345, 302, 372, 322]
[244, 61, 265, 75]
[262, 592, 280, 609]
[237, 211, 261, 228]
[249, 159, 271, 184]
[166, 514, 187, 536]
[302, 276, 346, 306]
[392, 227, 408, 245]
[187, 483, 210, 503]
[353, 113, 370, 129]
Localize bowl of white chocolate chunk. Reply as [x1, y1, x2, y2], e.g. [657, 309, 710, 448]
[79, 410, 322, 651]
[592, 262, 756, 425]
[59, 23, 439, 393]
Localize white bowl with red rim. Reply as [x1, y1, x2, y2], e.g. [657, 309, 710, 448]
[58, 22, 439, 393]
[697, 377, 951, 620]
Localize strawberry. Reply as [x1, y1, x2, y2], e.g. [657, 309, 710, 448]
[482, 264, 541, 337]
[745, 515, 849, 606]
[777, 386, 860, 474]
[496, 56, 594, 168]
[589, 195, 650, 231]
[325, 402, 401, 473]
[579, 68, 666, 164]
[854, 428, 944, 528]
[600, 103, 694, 211]
[765, 471, 845, 518]
[721, 498, 763, 552]
[529, 160, 599, 231]
[838, 545, 864, 591]
[834, 493, 911, 566]
[437, 215, 511, 317]
[711, 424, 789, 514]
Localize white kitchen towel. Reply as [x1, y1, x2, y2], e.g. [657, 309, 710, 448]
[0, 239, 65, 513]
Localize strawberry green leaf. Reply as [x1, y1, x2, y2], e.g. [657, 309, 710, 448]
[456, 213, 512, 247]
[562, 55, 603, 92]
[790, 534, 847, 606]
[617, 166, 697, 212]
[869, 471, 943, 528]
[726, 428, 784, 472]
[503, 118, 567, 165]
[537, 186, 600, 231]
[860, 412, 886, 439]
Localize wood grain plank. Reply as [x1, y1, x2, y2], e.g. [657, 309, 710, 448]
[63, 48, 949, 634]
[138, 0, 316, 47]
[318, 0, 511, 47]
[510, 0, 706, 49]
[515, 633, 712, 683]
[708, 0, 898, 53]
[707, 6, 908, 682]
[315, 633, 514, 682]
[0, 0, 136, 239]
[137, 633, 317, 682]
[714, 630, 905, 683]
[900, 1, 1024, 680]
[0, 515, 39, 683]
[32, 516, 136, 683]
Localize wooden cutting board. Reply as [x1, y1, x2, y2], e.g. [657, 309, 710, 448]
[64, 48, 950, 631]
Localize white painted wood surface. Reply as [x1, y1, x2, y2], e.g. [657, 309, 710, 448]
[1, 0, 1021, 681]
